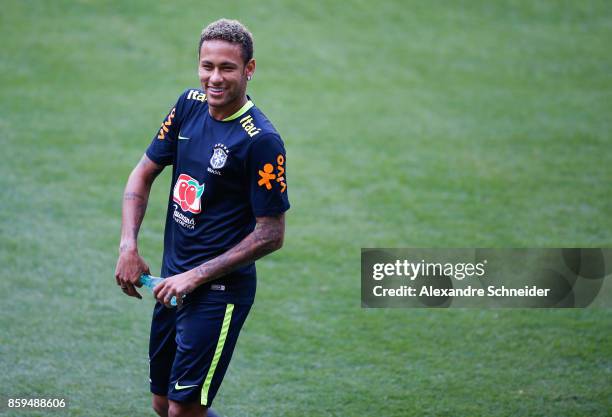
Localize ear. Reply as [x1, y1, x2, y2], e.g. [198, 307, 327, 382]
[245, 58, 256, 79]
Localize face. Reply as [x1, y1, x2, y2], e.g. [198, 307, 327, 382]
[198, 40, 255, 114]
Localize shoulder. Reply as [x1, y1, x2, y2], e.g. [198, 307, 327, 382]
[246, 131, 286, 163]
[249, 132, 285, 150]
[240, 105, 283, 143]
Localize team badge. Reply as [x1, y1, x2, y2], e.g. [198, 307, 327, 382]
[173, 174, 204, 214]
[210, 143, 229, 169]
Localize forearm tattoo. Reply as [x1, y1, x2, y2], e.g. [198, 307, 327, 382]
[120, 155, 163, 245]
[123, 191, 148, 240]
[196, 215, 285, 282]
[123, 191, 145, 201]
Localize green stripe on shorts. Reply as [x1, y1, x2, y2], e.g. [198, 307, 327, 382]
[201, 303, 234, 406]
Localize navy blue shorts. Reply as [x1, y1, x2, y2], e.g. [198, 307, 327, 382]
[149, 297, 251, 406]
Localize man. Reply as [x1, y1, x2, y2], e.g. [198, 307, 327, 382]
[114, 19, 290, 417]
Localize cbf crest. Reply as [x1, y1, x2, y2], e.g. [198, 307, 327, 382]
[210, 143, 229, 169]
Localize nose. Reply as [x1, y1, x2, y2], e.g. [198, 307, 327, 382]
[209, 68, 223, 84]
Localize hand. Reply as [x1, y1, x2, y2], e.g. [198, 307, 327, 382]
[114, 248, 149, 299]
[153, 271, 197, 308]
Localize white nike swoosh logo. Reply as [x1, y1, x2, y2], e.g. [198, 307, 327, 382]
[175, 381, 199, 390]
[178, 133, 190, 140]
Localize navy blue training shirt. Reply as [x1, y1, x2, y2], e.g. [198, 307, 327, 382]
[146, 88, 290, 305]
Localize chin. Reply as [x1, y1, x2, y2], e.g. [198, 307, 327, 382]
[205, 95, 222, 105]
[207, 99, 226, 109]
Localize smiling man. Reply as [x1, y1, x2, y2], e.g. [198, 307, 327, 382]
[114, 19, 290, 417]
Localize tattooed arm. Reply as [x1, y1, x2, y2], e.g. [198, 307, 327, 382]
[115, 154, 164, 298]
[196, 215, 285, 280]
[153, 214, 285, 307]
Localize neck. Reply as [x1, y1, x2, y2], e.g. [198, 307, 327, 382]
[209, 95, 248, 121]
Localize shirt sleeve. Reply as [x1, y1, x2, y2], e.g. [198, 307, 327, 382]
[247, 133, 291, 217]
[145, 90, 189, 166]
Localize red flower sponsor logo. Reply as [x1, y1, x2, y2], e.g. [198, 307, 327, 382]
[172, 174, 205, 214]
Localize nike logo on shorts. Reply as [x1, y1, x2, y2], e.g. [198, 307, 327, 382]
[175, 381, 198, 390]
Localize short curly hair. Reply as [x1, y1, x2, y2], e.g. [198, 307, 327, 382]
[198, 18, 254, 64]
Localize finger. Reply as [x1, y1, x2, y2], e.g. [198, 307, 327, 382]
[135, 264, 150, 288]
[118, 277, 128, 288]
[160, 286, 175, 308]
[153, 280, 166, 298]
[120, 280, 130, 295]
[154, 284, 166, 303]
[124, 283, 135, 296]
[129, 271, 143, 287]
[133, 286, 142, 299]
[161, 290, 172, 308]
[120, 275, 134, 287]
[125, 283, 142, 299]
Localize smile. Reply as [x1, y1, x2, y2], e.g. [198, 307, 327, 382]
[207, 87, 224, 95]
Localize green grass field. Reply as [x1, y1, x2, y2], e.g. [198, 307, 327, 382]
[1, 1, 611, 416]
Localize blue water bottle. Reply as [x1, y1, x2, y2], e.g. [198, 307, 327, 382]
[139, 274, 178, 306]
